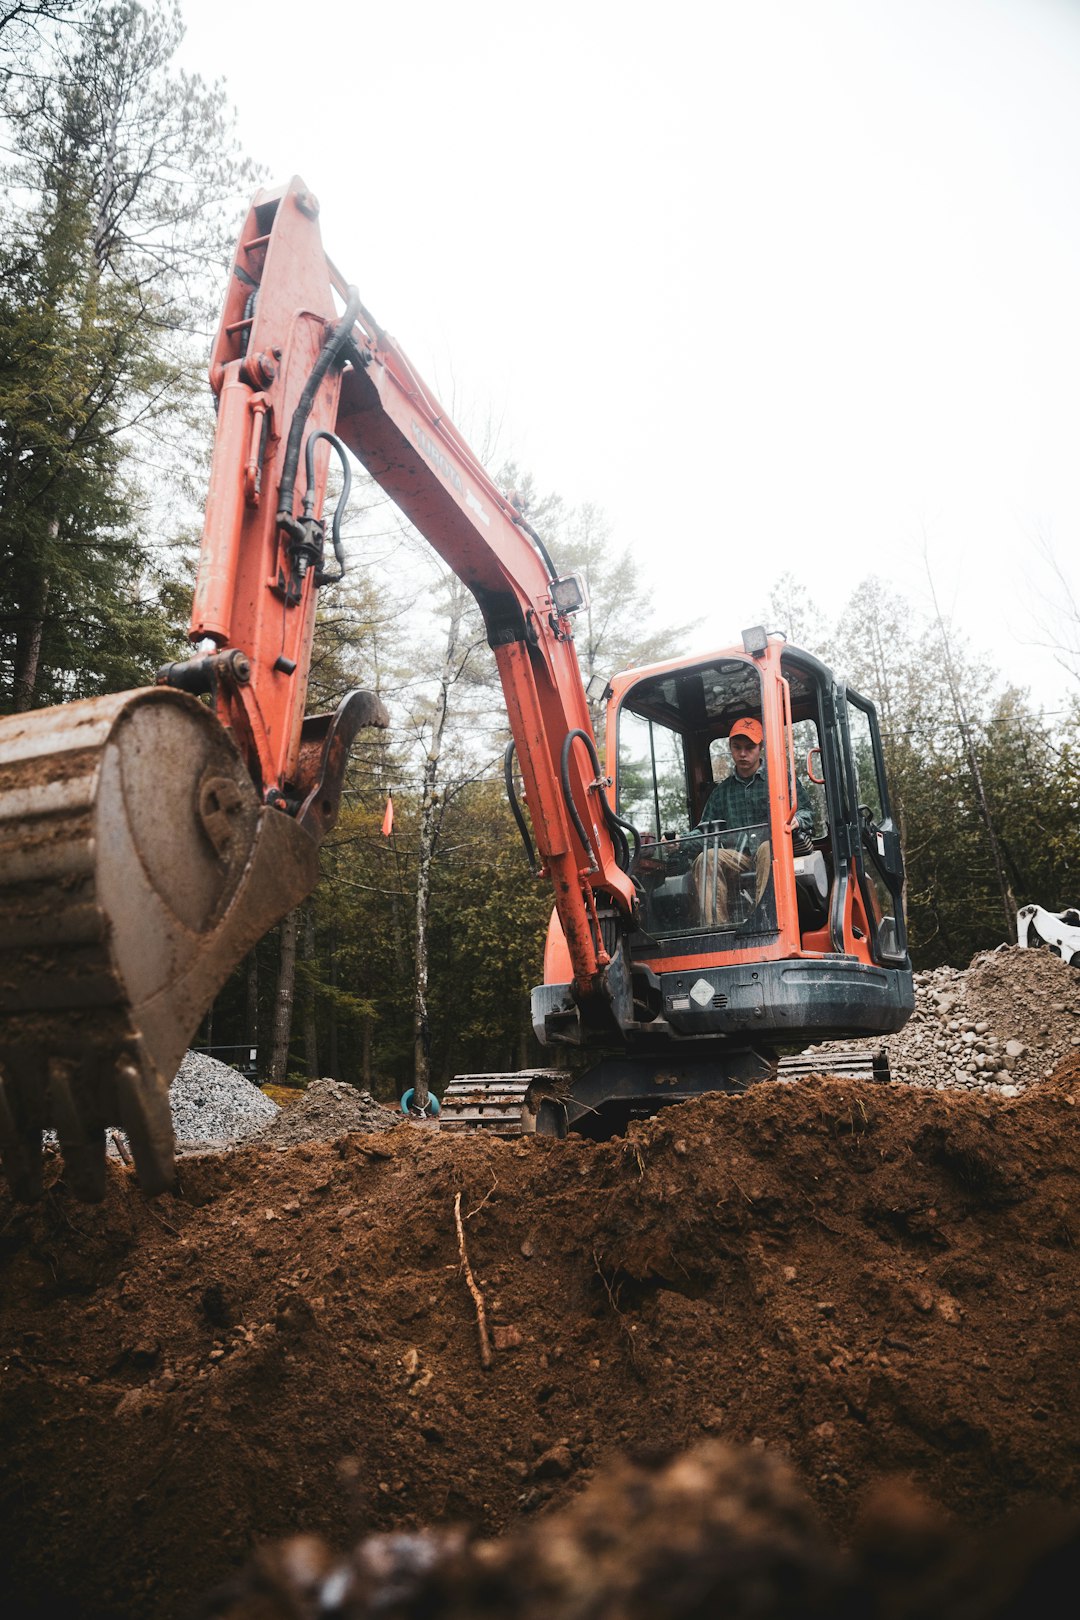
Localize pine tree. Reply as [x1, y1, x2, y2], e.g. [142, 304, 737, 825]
[0, 0, 257, 711]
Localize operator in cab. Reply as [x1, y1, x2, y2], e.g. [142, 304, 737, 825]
[693, 717, 813, 926]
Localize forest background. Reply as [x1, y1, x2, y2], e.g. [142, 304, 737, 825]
[2, 1, 1078, 1103]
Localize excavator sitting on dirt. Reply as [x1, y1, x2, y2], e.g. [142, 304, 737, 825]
[0, 178, 914, 1201]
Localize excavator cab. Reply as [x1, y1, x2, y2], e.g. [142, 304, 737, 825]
[529, 634, 914, 1136]
[615, 641, 908, 971]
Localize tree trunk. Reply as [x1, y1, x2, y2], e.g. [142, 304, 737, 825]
[412, 770, 437, 1108]
[412, 579, 469, 1108]
[361, 1014, 373, 1091]
[302, 907, 319, 1080]
[245, 949, 259, 1066]
[269, 907, 300, 1083]
[327, 925, 339, 1080]
[12, 571, 48, 712]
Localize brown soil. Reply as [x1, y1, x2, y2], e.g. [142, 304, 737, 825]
[2, 1040, 1079, 1618]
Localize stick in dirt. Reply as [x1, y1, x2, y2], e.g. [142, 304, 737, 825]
[454, 1190, 492, 1370]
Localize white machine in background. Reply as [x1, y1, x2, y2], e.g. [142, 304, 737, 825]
[1017, 904, 1080, 966]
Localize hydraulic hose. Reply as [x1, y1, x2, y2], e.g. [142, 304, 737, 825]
[504, 740, 538, 874]
[302, 429, 351, 585]
[276, 286, 363, 535]
[559, 729, 640, 875]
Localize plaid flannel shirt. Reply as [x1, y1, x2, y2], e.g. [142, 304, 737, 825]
[698, 763, 812, 834]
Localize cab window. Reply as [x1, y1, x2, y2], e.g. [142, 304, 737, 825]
[615, 659, 775, 939]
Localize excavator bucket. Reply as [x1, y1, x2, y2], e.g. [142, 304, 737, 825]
[0, 687, 324, 1203]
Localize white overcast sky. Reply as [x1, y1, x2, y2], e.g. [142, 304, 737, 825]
[177, 0, 1080, 712]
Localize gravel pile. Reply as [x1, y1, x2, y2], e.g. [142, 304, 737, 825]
[807, 944, 1080, 1096]
[170, 1050, 278, 1152]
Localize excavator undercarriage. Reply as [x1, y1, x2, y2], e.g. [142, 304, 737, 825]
[440, 1047, 891, 1138]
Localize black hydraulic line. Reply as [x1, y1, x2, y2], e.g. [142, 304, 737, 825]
[303, 429, 351, 585]
[240, 288, 257, 356]
[513, 510, 558, 582]
[560, 730, 600, 861]
[560, 729, 640, 875]
[276, 286, 363, 537]
[607, 805, 638, 869]
[503, 740, 538, 874]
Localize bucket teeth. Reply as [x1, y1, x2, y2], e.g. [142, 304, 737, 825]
[0, 1061, 45, 1203]
[113, 1056, 175, 1197]
[47, 1057, 107, 1204]
[0, 687, 321, 1203]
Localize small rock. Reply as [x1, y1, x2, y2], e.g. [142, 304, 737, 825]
[114, 1389, 152, 1418]
[493, 1325, 523, 1351]
[532, 1444, 574, 1480]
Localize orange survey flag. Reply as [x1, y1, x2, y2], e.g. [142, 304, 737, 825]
[381, 793, 394, 838]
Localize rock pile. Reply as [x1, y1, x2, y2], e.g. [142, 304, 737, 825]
[808, 945, 1080, 1096]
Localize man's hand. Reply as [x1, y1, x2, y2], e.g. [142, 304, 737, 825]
[792, 826, 814, 856]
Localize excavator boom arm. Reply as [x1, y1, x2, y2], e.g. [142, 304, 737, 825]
[192, 178, 636, 1001]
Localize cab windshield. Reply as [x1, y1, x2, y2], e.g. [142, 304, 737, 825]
[616, 658, 777, 939]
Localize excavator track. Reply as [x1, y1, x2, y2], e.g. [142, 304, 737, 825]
[438, 1049, 891, 1137]
[775, 1045, 891, 1084]
[437, 1071, 562, 1136]
[0, 687, 322, 1202]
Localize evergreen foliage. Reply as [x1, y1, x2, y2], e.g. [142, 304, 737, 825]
[0, 0, 257, 711]
[825, 576, 1080, 968]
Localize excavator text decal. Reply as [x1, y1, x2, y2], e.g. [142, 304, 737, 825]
[411, 419, 463, 493]
[411, 418, 490, 526]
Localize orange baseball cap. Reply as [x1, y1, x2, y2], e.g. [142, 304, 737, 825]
[729, 716, 763, 745]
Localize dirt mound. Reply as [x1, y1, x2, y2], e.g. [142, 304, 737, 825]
[255, 1080, 402, 1148]
[2, 1060, 1079, 1618]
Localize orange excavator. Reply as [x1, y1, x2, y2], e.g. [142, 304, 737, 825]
[0, 178, 913, 1200]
